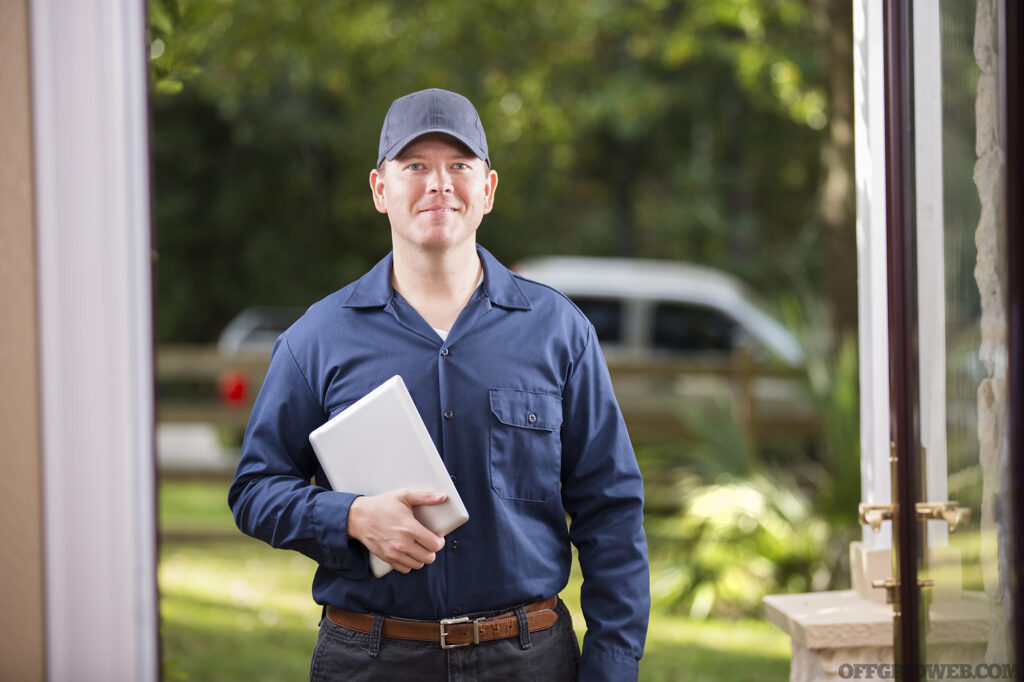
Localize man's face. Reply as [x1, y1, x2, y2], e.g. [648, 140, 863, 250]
[369, 133, 498, 254]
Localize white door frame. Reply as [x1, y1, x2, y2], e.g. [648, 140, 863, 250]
[30, 1, 159, 679]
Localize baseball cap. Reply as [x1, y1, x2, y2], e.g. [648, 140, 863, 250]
[377, 88, 490, 168]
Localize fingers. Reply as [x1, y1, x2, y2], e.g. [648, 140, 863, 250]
[377, 526, 444, 570]
[346, 490, 448, 573]
[393, 489, 447, 551]
[385, 542, 440, 574]
[399, 489, 448, 507]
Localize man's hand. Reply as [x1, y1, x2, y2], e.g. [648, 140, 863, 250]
[347, 489, 447, 574]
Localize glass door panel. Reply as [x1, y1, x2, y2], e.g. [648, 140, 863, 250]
[911, 0, 1013, 671]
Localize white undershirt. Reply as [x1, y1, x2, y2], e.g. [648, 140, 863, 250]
[432, 272, 484, 341]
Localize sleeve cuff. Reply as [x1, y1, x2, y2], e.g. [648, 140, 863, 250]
[578, 651, 640, 682]
[312, 490, 369, 577]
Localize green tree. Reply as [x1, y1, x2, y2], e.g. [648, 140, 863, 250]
[149, 0, 832, 343]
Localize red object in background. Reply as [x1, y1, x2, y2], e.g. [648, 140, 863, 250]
[218, 369, 250, 406]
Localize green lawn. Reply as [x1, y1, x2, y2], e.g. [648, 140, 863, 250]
[159, 479, 791, 681]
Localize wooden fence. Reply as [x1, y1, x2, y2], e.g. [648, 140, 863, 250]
[156, 345, 819, 450]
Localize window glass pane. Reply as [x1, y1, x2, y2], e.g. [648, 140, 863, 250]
[651, 303, 737, 353]
[914, 0, 1011, 669]
[571, 297, 623, 343]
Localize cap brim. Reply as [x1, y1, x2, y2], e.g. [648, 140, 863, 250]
[378, 128, 489, 167]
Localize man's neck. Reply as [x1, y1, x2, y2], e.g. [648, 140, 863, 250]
[390, 241, 483, 332]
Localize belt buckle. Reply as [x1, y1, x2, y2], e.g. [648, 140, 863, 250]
[439, 616, 482, 649]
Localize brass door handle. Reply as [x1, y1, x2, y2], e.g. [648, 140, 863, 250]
[859, 503, 894, 532]
[871, 578, 899, 604]
[858, 502, 971, 532]
[915, 501, 971, 532]
[871, 577, 935, 604]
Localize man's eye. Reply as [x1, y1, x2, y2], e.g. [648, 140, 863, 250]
[452, 162, 469, 170]
[408, 163, 425, 171]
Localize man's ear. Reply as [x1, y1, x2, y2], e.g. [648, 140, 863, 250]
[482, 169, 499, 215]
[369, 168, 388, 214]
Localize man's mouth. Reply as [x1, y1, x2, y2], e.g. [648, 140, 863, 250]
[421, 206, 457, 214]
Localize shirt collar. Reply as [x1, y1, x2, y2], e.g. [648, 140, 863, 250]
[341, 245, 532, 311]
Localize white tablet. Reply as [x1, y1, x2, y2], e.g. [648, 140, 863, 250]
[308, 375, 469, 577]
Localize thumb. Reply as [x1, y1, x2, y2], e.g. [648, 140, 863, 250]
[401, 489, 447, 506]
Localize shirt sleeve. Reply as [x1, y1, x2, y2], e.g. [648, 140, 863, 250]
[228, 334, 369, 578]
[560, 325, 650, 681]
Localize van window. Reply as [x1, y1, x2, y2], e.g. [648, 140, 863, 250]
[571, 297, 623, 343]
[652, 303, 737, 353]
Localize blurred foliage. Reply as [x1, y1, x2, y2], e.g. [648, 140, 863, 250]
[148, 0, 830, 342]
[648, 472, 830, 619]
[779, 292, 861, 529]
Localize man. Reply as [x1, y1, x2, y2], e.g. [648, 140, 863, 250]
[229, 88, 649, 681]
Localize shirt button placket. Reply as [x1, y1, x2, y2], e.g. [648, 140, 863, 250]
[439, 346, 453, 422]
[437, 340, 457, 615]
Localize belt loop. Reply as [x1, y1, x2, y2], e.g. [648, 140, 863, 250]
[366, 614, 384, 658]
[515, 605, 532, 650]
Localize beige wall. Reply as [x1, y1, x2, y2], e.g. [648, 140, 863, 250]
[0, 0, 46, 678]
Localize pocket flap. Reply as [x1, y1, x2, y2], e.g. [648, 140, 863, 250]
[489, 389, 562, 431]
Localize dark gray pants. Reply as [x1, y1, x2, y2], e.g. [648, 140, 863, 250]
[309, 599, 580, 682]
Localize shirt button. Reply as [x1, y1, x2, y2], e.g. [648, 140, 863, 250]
[450, 474, 458, 484]
[527, 413, 537, 424]
[440, 347, 449, 356]
[444, 409, 454, 420]
[451, 540, 460, 550]
[453, 606, 463, 615]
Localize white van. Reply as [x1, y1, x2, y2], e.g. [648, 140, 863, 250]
[513, 256, 804, 366]
[513, 256, 814, 446]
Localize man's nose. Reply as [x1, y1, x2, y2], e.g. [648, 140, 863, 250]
[427, 167, 454, 193]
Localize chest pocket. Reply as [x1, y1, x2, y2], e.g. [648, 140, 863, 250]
[488, 388, 563, 502]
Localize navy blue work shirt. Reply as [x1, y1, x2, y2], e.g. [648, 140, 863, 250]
[229, 245, 650, 680]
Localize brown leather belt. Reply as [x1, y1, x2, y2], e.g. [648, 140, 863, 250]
[325, 597, 559, 649]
